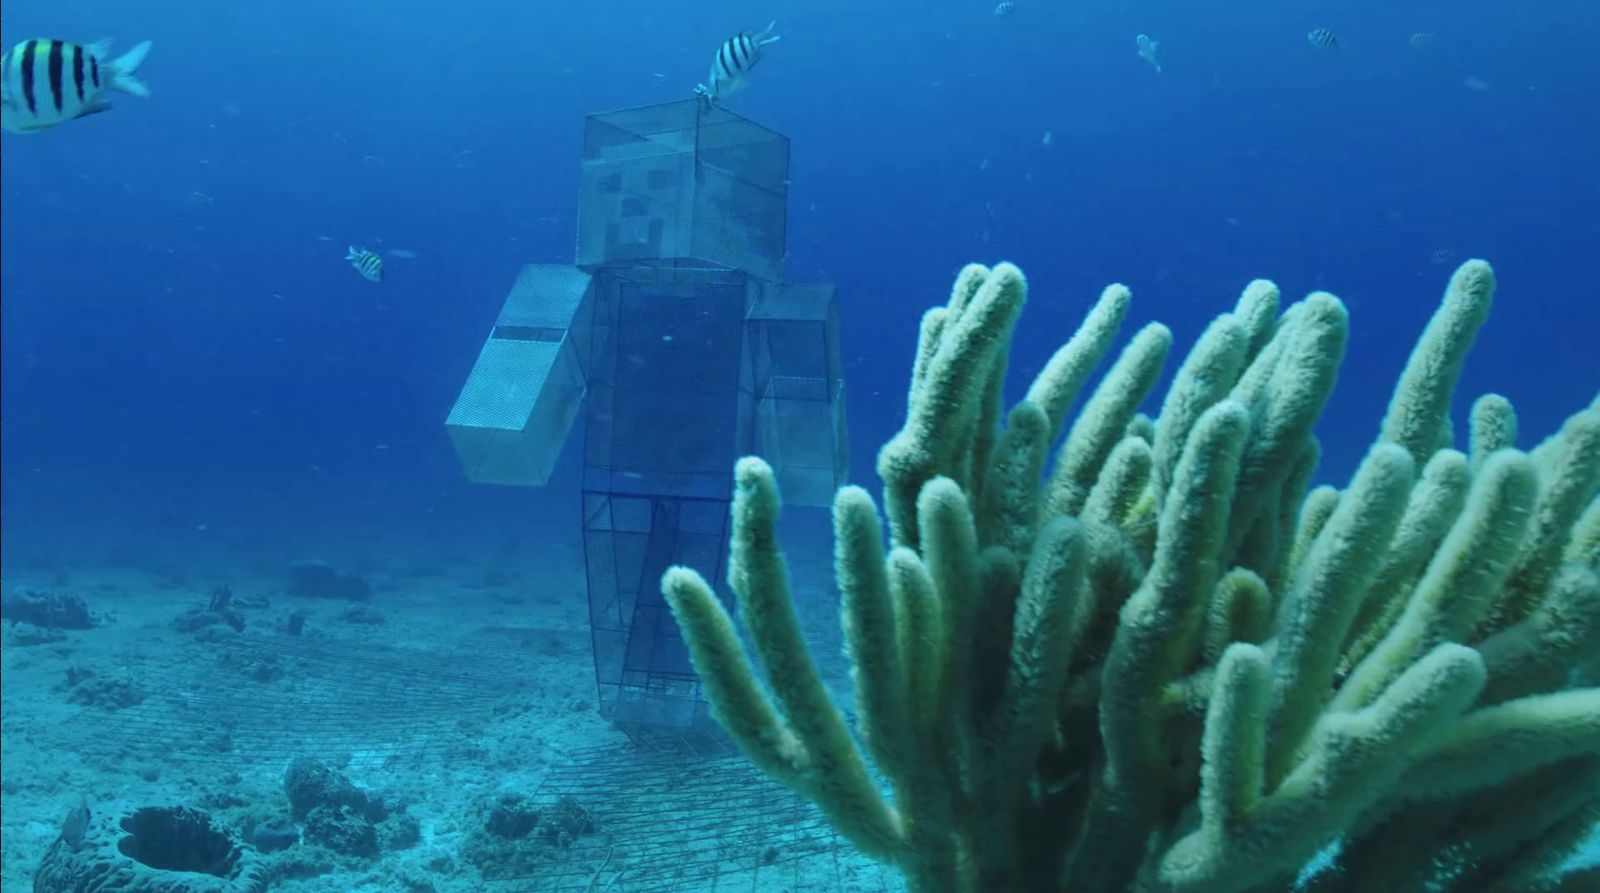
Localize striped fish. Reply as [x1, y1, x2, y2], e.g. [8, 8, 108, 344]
[347, 246, 384, 282]
[695, 22, 780, 103]
[994, 2, 1017, 16]
[1307, 28, 1341, 50]
[0, 38, 152, 134]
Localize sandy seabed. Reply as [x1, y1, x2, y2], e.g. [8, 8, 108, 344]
[0, 543, 893, 893]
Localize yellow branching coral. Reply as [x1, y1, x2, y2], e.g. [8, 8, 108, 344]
[661, 260, 1600, 893]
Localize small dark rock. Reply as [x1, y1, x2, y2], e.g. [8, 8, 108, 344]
[172, 583, 247, 634]
[485, 794, 539, 840]
[58, 667, 146, 711]
[422, 851, 456, 874]
[209, 583, 241, 615]
[2, 588, 93, 630]
[538, 795, 594, 847]
[537, 633, 568, 658]
[263, 846, 336, 882]
[286, 610, 309, 636]
[378, 812, 422, 851]
[201, 790, 250, 812]
[249, 659, 284, 683]
[219, 649, 285, 684]
[302, 805, 378, 859]
[171, 611, 217, 634]
[339, 605, 385, 626]
[6, 622, 67, 646]
[252, 818, 301, 853]
[287, 561, 372, 602]
[284, 758, 384, 822]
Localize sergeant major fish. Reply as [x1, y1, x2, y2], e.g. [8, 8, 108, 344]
[695, 22, 780, 103]
[1, 38, 152, 134]
[347, 246, 383, 282]
[1307, 28, 1341, 51]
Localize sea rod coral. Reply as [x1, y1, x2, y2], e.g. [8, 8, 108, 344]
[661, 260, 1600, 893]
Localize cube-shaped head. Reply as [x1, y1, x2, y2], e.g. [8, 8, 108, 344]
[578, 100, 789, 283]
[746, 284, 849, 506]
[446, 265, 596, 486]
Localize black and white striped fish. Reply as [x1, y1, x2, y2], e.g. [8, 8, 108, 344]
[347, 246, 384, 282]
[1307, 28, 1341, 51]
[994, 2, 1017, 17]
[695, 22, 780, 103]
[0, 38, 152, 134]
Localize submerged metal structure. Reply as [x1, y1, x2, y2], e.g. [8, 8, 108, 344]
[446, 99, 848, 738]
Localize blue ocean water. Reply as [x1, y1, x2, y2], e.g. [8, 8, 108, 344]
[1, 0, 1598, 887]
[3, 0, 1596, 564]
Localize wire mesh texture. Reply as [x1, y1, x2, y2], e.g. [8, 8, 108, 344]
[76, 625, 566, 769]
[488, 739, 900, 893]
[62, 620, 894, 891]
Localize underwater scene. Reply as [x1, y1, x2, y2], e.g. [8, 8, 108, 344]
[2, 0, 1598, 891]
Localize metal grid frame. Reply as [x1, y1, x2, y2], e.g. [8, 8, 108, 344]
[70, 626, 564, 769]
[484, 740, 900, 892]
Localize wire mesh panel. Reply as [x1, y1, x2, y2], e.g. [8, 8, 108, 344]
[481, 741, 902, 892]
[15, 618, 885, 892]
[439, 101, 851, 762]
[577, 263, 762, 740]
[577, 99, 789, 283]
[584, 490, 732, 740]
[447, 264, 597, 486]
[581, 267, 759, 502]
[69, 629, 556, 770]
[746, 283, 848, 508]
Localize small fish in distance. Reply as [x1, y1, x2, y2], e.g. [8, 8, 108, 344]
[1136, 34, 1162, 72]
[995, 2, 1017, 17]
[1307, 28, 1341, 51]
[1, 38, 152, 133]
[347, 246, 383, 282]
[695, 21, 780, 104]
